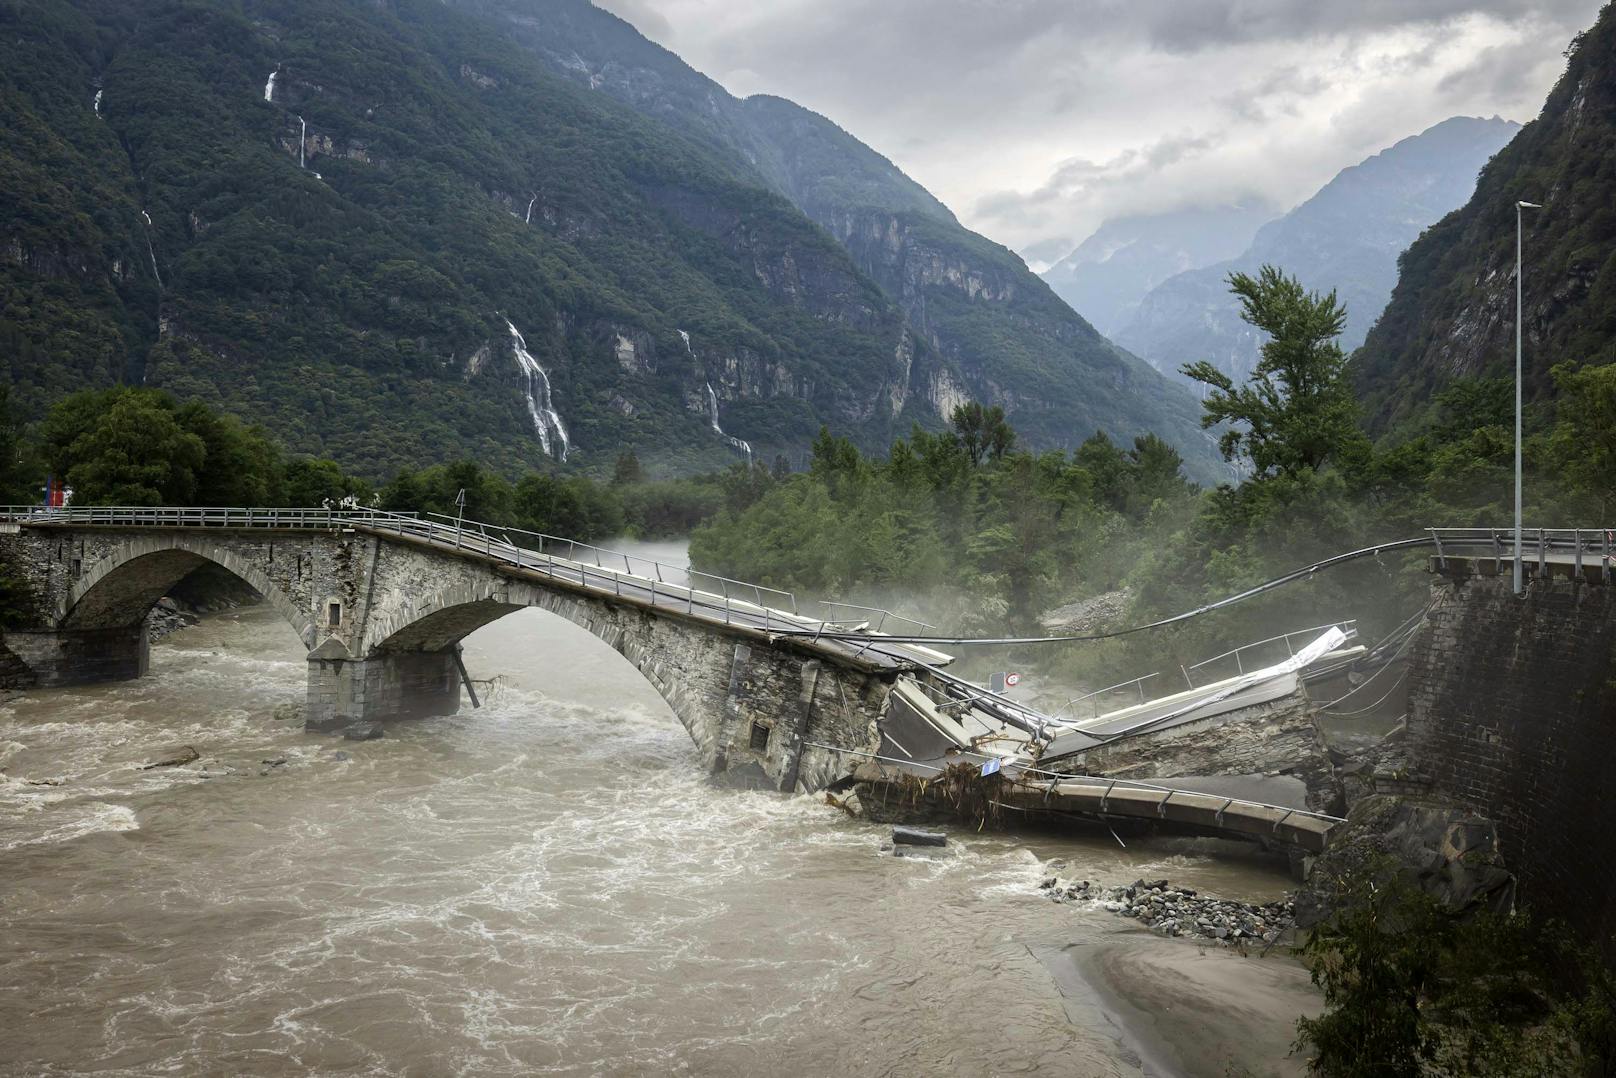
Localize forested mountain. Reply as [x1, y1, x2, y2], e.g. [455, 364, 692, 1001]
[447, 0, 1214, 471]
[0, 0, 1214, 482]
[1355, 4, 1616, 433]
[1038, 200, 1276, 337]
[1116, 117, 1520, 388]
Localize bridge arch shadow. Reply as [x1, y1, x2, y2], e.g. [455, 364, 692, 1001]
[61, 535, 317, 648]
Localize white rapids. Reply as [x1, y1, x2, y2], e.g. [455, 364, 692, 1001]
[0, 590, 1318, 1076]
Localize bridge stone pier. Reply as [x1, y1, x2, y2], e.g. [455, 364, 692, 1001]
[0, 515, 915, 792]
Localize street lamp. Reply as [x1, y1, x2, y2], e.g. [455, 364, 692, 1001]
[1514, 199, 1541, 595]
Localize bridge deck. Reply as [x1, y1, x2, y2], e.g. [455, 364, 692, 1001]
[6, 507, 952, 673]
[847, 674, 1341, 850]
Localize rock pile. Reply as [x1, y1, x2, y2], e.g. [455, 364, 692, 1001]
[1038, 588, 1133, 635]
[144, 598, 199, 642]
[1040, 876, 1294, 945]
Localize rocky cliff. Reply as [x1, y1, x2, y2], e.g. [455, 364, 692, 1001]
[466, 0, 1216, 474]
[1354, 7, 1616, 433]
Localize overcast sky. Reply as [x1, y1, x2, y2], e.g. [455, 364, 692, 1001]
[596, 0, 1604, 268]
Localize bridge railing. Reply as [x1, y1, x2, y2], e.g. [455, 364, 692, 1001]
[1429, 526, 1614, 583]
[1047, 620, 1359, 722]
[3, 504, 936, 658]
[417, 511, 934, 637]
[0, 505, 421, 530]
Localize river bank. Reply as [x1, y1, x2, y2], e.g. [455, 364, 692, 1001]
[0, 601, 1320, 1075]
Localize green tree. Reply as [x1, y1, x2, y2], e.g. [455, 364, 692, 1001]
[1548, 361, 1616, 520]
[175, 401, 285, 505]
[950, 401, 1016, 467]
[612, 451, 644, 485]
[284, 459, 371, 506]
[41, 390, 212, 505]
[1182, 266, 1362, 478]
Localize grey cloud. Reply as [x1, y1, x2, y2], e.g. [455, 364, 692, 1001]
[622, 0, 1603, 254]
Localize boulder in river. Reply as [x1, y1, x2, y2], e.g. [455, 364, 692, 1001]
[892, 826, 947, 847]
[343, 722, 384, 741]
[140, 746, 200, 770]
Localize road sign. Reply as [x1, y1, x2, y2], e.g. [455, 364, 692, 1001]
[988, 671, 1007, 694]
[1005, 672, 1022, 688]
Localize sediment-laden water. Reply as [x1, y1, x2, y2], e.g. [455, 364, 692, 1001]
[0, 582, 1319, 1075]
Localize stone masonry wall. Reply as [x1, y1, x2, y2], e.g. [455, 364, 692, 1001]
[1407, 569, 1616, 945]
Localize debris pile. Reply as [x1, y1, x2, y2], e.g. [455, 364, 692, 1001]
[1041, 876, 1294, 945]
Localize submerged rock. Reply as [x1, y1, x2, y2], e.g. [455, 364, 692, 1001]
[140, 746, 200, 770]
[343, 722, 384, 741]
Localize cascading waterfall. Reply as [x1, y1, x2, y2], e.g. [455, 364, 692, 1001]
[503, 319, 570, 461]
[525, 194, 537, 224]
[705, 382, 753, 464]
[264, 69, 278, 103]
[681, 330, 751, 463]
[92, 89, 103, 116]
[297, 116, 306, 169]
[139, 211, 162, 287]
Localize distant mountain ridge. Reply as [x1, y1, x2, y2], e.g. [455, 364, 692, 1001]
[1354, 5, 1616, 432]
[1039, 199, 1277, 337]
[462, 0, 1218, 473]
[1113, 116, 1521, 388]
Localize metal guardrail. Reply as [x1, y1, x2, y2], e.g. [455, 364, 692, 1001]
[1049, 621, 1357, 722]
[1429, 526, 1614, 584]
[419, 512, 934, 636]
[0, 505, 936, 656]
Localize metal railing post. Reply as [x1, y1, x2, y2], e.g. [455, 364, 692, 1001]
[1539, 528, 1547, 580]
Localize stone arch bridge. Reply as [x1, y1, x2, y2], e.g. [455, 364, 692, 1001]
[0, 507, 948, 793]
[0, 506, 1360, 850]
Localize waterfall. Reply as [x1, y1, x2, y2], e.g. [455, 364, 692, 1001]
[525, 194, 537, 224]
[264, 69, 278, 104]
[139, 211, 162, 287]
[682, 331, 751, 462]
[297, 116, 306, 169]
[503, 319, 570, 461]
[93, 89, 103, 116]
[705, 382, 753, 464]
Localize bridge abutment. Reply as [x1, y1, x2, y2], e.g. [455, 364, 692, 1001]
[0, 627, 149, 688]
[305, 648, 461, 732]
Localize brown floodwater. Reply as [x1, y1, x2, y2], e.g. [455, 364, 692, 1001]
[0, 572, 1320, 1076]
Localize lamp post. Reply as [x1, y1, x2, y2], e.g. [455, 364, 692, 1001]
[1514, 200, 1541, 595]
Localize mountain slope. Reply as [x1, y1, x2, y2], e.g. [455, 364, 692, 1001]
[1115, 116, 1520, 388]
[465, 0, 1217, 471]
[0, 0, 984, 477]
[1039, 200, 1277, 337]
[1354, 5, 1616, 432]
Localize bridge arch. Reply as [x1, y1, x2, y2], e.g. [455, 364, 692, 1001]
[354, 577, 852, 790]
[61, 534, 317, 647]
[361, 580, 672, 706]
